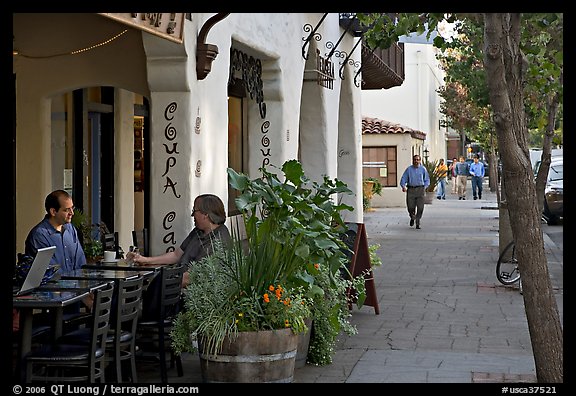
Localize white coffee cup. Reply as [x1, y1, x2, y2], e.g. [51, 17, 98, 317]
[103, 251, 116, 262]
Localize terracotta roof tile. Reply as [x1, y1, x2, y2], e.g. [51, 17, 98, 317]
[362, 116, 426, 140]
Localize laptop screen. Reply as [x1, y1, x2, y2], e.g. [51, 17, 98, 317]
[15, 246, 56, 296]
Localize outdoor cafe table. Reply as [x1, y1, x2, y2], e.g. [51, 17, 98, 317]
[82, 261, 162, 287]
[83, 260, 161, 276]
[13, 289, 94, 365]
[60, 268, 149, 282]
[38, 278, 112, 292]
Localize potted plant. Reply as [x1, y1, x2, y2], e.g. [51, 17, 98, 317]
[422, 159, 442, 204]
[362, 177, 383, 211]
[170, 159, 367, 381]
[71, 208, 104, 262]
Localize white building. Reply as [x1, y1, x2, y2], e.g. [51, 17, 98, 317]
[13, 13, 402, 259]
[362, 40, 447, 207]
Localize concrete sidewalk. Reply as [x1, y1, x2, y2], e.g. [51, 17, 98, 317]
[293, 181, 563, 383]
[138, 180, 563, 383]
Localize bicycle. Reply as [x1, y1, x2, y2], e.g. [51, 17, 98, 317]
[496, 241, 522, 293]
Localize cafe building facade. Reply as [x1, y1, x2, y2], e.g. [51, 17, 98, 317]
[13, 13, 395, 259]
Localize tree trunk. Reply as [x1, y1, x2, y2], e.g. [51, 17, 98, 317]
[483, 13, 563, 382]
[535, 93, 561, 214]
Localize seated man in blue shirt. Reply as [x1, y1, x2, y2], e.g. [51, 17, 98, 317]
[25, 189, 86, 272]
[24, 190, 91, 315]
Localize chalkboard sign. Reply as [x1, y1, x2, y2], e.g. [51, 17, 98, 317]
[343, 222, 379, 315]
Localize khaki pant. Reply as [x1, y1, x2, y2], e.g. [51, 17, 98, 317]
[456, 175, 468, 198]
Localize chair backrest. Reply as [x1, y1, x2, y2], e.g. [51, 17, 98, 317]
[159, 265, 185, 321]
[89, 282, 115, 378]
[132, 229, 149, 256]
[115, 275, 144, 333]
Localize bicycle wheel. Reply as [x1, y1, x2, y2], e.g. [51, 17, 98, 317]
[496, 241, 521, 285]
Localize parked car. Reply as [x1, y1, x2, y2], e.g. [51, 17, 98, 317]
[542, 158, 563, 225]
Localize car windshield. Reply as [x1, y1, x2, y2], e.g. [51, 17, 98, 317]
[548, 163, 563, 182]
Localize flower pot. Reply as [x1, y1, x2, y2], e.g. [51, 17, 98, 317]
[424, 191, 436, 204]
[295, 318, 313, 368]
[198, 328, 298, 383]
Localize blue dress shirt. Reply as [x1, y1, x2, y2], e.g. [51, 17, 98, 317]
[469, 161, 485, 177]
[400, 165, 430, 189]
[25, 217, 86, 271]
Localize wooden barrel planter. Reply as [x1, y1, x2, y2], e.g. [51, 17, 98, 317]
[295, 318, 313, 368]
[199, 328, 298, 383]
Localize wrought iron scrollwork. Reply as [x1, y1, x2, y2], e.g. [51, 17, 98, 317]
[302, 13, 328, 60]
[339, 38, 363, 80]
[229, 48, 267, 119]
[325, 14, 355, 60]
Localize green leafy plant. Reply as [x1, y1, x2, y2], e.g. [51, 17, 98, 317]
[170, 239, 311, 356]
[362, 177, 383, 210]
[71, 208, 104, 259]
[171, 159, 367, 365]
[422, 159, 444, 193]
[368, 243, 383, 267]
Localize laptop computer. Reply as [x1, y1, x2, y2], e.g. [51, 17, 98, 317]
[13, 246, 56, 296]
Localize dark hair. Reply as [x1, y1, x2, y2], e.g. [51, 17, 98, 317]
[195, 194, 227, 225]
[45, 190, 71, 214]
[474, 154, 480, 159]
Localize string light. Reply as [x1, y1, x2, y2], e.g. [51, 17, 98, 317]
[15, 29, 129, 59]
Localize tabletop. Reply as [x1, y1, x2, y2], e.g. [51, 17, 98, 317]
[38, 278, 111, 292]
[84, 259, 162, 276]
[61, 268, 149, 281]
[13, 289, 90, 309]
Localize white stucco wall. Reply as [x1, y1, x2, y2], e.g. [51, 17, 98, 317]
[13, 13, 364, 258]
[144, 13, 364, 253]
[361, 41, 447, 208]
[362, 42, 446, 161]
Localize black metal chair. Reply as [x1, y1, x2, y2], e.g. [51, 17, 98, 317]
[102, 231, 123, 258]
[106, 275, 144, 382]
[136, 264, 185, 383]
[58, 276, 145, 383]
[23, 282, 114, 383]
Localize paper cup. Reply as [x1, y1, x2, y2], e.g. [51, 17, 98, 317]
[103, 251, 116, 262]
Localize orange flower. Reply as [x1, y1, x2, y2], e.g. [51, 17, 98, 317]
[268, 285, 275, 291]
[263, 293, 270, 303]
[314, 263, 320, 270]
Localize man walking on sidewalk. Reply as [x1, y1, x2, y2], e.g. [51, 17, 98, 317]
[455, 156, 470, 200]
[400, 154, 430, 229]
[469, 154, 485, 200]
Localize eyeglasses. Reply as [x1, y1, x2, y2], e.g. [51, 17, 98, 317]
[62, 206, 75, 214]
[191, 209, 202, 216]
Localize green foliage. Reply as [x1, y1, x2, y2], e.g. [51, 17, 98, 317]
[362, 177, 383, 211]
[229, 159, 366, 365]
[421, 159, 443, 193]
[364, 177, 383, 196]
[71, 208, 104, 259]
[305, 261, 363, 366]
[368, 243, 383, 267]
[170, 240, 312, 357]
[172, 159, 366, 364]
[358, 13, 563, 155]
